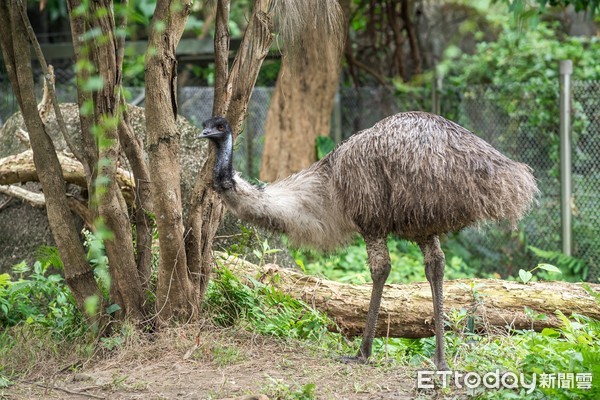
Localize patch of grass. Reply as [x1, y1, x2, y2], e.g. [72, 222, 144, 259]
[0, 323, 94, 384]
[263, 378, 316, 400]
[0, 257, 95, 385]
[190, 340, 247, 367]
[204, 264, 332, 342]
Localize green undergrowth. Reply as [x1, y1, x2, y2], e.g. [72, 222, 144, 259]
[292, 235, 495, 284]
[206, 259, 600, 399]
[0, 258, 94, 387]
[1, 246, 599, 399]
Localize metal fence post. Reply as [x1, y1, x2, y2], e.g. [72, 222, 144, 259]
[559, 60, 573, 256]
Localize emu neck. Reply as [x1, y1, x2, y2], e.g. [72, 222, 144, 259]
[213, 134, 234, 192]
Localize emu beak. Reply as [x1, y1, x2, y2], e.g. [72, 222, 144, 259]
[199, 128, 213, 138]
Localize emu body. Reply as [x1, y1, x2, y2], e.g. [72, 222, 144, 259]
[200, 112, 538, 370]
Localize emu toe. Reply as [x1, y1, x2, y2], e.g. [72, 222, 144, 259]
[434, 357, 450, 371]
[339, 355, 370, 364]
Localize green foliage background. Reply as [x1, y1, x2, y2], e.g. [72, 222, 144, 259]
[434, 18, 600, 281]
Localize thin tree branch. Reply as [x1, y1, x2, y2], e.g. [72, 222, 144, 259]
[115, 0, 129, 86]
[0, 184, 45, 207]
[27, 381, 105, 400]
[66, 0, 98, 182]
[16, 2, 85, 165]
[212, 0, 231, 117]
[346, 53, 389, 86]
[401, 0, 422, 75]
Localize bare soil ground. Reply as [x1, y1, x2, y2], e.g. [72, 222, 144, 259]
[1, 325, 440, 400]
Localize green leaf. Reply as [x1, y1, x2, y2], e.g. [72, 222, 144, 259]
[518, 269, 532, 284]
[541, 327, 560, 337]
[316, 136, 336, 160]
[84, 295, 99, 317]
[79, 100, 94, 116]
[12, 261, 29, 275]
[0, 273, 11, 287]
[106, 303, 122, 315]
[81, 27, 103, 41]
[0, 374, 12, 388]
[47, 274, 63, 282]
[536, 263, 562, 274]
[82, 76, 105, 91]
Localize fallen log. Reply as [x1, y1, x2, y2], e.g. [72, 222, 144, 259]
[219, 254, 600, 338]
[0, 150, 135, 204]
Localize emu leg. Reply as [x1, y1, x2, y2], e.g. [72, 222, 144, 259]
[419, 235, 449, 371]
[355, 236, 391, 361]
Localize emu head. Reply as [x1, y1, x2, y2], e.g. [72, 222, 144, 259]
[200, 116, 235, 192]
[200, 116, 232, 144]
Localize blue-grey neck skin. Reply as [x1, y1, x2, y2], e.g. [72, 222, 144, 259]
[212, 134, 235, 192]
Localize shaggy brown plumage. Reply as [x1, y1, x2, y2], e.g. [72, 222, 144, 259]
[330, 112, 537, 239]
[200, 111, 538, 370]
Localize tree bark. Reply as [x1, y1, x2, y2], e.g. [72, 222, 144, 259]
[400, 0, 422, 76]
[117, 110, 154, 289]
[146, 0, 197, 323]
[0, 1, 101, 316]
[185, 0, 274, 305]
[84, 0, 147, 321]
[260, 6, 344, 182]
[223, 256, 600, 338]
[66, 0, 98, 182]
[260, 44, 342, 182]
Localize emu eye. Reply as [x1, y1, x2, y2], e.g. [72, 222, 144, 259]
[217, 124, 225, 131]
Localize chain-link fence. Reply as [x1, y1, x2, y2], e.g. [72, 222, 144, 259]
[572, 80, 600, 282]
[177, 86, 274, 179]
[439, 84, 563, 277]
[331, 80, 598, 282]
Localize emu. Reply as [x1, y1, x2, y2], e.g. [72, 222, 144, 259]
[200, 112, 538, 370]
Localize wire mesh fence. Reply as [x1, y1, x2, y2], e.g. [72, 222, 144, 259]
[0, 61, 598, 282]
[572, 80, 600, 282]
[440, 84, 563, 277]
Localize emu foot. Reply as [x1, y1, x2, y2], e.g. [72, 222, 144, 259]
[435, 360, 450, 371]
[434, 357, 450, 371]
[338, 355, 369, 364]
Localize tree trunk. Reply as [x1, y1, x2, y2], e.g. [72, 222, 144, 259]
[0, 2, 101, 316]
[145, 0, 196, 323]
[117, 110, 154, 290]
[260, 42, 342, 182]
[223, 256, 600, 338]
[67, 0, 147, 321]
[66, 0, 98, 181]
[184, 0, 274, 305]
